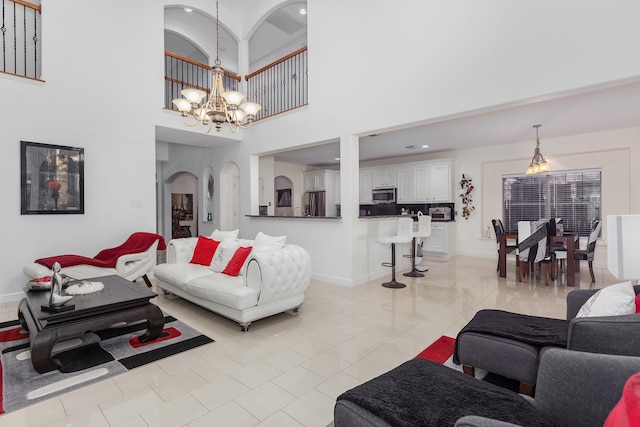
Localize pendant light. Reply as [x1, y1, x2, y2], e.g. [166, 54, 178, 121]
[525, 124, 550, 175]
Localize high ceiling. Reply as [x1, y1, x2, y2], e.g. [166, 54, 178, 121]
[160, 2, 640, 168]
[164, 1, 307, 72]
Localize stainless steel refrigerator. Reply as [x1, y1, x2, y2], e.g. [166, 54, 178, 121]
[303, 191, 326, 216]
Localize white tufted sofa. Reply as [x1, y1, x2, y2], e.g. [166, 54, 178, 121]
[154, 237, 312, 331]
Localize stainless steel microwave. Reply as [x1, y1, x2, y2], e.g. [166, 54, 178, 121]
[372, 187, 396, 204]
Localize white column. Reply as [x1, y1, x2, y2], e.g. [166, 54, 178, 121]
[237, 39, 250, 94]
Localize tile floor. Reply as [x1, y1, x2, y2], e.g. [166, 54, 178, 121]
[0, 256, 620, 427]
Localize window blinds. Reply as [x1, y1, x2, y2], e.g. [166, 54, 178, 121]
[502, 169, 601, 236]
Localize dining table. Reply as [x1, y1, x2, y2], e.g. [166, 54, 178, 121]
[498, 232, 580, 286]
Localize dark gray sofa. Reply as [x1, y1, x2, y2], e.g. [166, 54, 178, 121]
[455, 286, 640, 394]
[334, 348, 640, 427]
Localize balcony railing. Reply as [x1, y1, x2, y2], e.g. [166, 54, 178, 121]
[164, 46, 308, 123]
[246, 46, 308, 121]
[165, 51, 240, 112]
[1, 0, 42, 80]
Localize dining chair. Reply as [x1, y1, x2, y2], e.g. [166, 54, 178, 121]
[518, 220, 556, 285]
[554, 220, 602, 283]
[492, 219, 518, 272]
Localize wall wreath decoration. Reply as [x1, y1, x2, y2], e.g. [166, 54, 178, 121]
[459, 174, 475, 220]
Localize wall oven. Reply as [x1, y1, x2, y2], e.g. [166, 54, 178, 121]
[372, 187, 396, 204]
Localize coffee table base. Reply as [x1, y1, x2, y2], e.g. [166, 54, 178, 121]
[19, 299, 164, 373]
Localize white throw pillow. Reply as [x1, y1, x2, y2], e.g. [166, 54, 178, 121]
[253, 231, 286, 251]
[210, 239, 241, 273]
[210, 229, 239, 241]
[576, 281, 636, 318]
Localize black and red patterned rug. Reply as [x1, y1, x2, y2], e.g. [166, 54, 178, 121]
[0, 314, 213, 414]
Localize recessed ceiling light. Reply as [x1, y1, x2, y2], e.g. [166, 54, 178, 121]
[184, 7, 192, 12]
[422, 145, 429, 148]
[299, 8, 307, 15]
[335, 157, 340, 161]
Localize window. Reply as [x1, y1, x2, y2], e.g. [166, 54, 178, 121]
[502, 169, 601, 236]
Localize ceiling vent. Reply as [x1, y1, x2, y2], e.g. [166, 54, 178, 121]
[267, 9, 306, 35]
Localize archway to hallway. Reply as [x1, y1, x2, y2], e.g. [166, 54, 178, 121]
[160, 171, 198, 245]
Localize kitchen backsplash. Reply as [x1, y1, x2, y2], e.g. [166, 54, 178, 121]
[359, 202, 456, 219]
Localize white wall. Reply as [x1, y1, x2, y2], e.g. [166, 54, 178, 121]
[239, 0, 640, 286]
[3, 0, 640, 301]
[0, 0, 163, 301]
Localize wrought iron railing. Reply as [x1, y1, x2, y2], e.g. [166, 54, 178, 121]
[1, 0, 41, 80]
[164, 51, 240, 112]
[164, 47, 308, 122]
[245, 46, 308, 121]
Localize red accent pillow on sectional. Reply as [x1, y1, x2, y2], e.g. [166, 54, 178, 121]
[189, 236, 221, 266]
[635, 293, 640, 313]
[222, 246, 253, 276]
[604, 372, 640, 427]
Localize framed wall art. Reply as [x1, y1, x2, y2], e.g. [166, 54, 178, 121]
[20, 141, 85, 215]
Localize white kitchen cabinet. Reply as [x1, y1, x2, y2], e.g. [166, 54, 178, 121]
[430, 162, 451, 202]
[424, 222, 456, 257]
[396, 166, 414, 203]
[360, 159, 451, 203]
[304, 170, 327, 191]
[372, 167, 397, 188]
[359, 169, 373, 203]
[414, 164, 431, 202]
[413, 161, 451, 202]
[425, 223, 447, 253]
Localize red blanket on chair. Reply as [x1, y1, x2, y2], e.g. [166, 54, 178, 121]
[35, 232, 166, 269]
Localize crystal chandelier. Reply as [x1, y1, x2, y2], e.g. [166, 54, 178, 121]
[172, 0, 261, 133]
[525, 124, 550, 175]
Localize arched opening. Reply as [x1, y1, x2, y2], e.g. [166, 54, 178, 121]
[275, 175, 294, 216]
[167, 171, 198, 239]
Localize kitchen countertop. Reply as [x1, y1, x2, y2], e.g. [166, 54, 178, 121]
[246, 215, 341, 220]
[358, 215, 455, 222]
[246, 214, 454, 221]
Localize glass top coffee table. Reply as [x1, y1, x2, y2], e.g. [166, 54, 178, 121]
[18, 275, 164, 373]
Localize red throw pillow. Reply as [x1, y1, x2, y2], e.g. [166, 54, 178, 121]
[189, 236, 220, 266]
[635, 293, 640, 314]
[605, 372, 640, 427]
[222, 247, 252, 276]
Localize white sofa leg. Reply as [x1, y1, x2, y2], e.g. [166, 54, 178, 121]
[239, 321, 252, 332]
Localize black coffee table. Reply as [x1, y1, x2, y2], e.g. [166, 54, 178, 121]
[18, 275, 164, 373]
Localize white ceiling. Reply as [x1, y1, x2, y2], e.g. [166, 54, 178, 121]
[271, 78, 640, 167]
[158, 74, 640, 168]
[164, 2, 306, 73]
